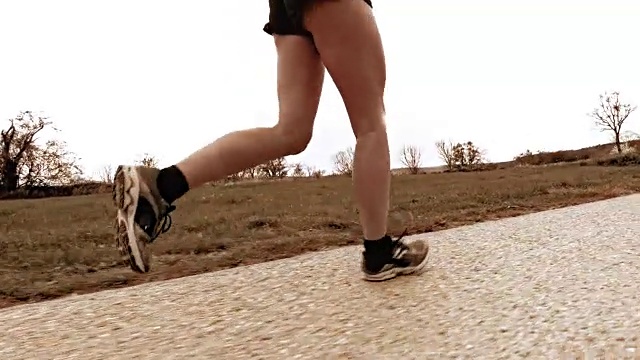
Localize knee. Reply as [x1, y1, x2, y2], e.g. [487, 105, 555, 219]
[352, 113, 386, 140]
[273, 122, 313, 155]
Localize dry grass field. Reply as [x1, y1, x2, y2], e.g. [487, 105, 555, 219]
[1, 162, 640, 309]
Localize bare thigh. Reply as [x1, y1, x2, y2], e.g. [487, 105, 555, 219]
[274, 35, 325, 146]
[303, 0, 386, 136]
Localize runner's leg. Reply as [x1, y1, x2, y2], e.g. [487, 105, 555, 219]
[112, 2, 324, 272]
[302, 0, 430, 281]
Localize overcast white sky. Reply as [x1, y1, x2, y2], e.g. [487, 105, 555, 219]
[1, 0, 640, 178]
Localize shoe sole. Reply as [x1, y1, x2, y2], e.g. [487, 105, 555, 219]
[113, 165, 150, 273]
[363, 244, 430, 282]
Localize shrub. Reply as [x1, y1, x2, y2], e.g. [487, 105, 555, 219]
[596, 153, 640, 166]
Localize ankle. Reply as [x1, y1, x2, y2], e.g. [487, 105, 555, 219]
[156, 165, 190, 203]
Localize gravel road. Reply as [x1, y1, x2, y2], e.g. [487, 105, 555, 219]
[2, 194, 640, 359]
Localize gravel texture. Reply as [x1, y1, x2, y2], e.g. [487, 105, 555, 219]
[2, 195, 640, 359]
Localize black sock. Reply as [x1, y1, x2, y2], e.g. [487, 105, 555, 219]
[156, 165, 190, 204]
[364, 235, 392, 253]
[363, 235, 393, 272]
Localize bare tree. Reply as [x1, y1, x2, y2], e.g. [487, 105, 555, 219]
[451, 141, 484, 170]
[400, 145, 422, 174]
[136, 153, 159, 168]
[260, 157, 288, 178]
[224, 165, 262, 182]
[291, 162, 305, 177]
[96, 165, 114, 184]
[0, 111, 82, 192]
[589, 91, 637, 153]
[20, 139, 83, 187]
[435, 140, 455, 171]
[304, 165, 316, 177]
[333, 147, 355, 176]
[305, 165, 325, 179]
[241, 165, 260, 179]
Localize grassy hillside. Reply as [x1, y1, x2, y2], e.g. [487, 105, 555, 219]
[1, 163, 640, 308]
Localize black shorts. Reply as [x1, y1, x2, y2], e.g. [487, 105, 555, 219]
[263, 0, 373, 38]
